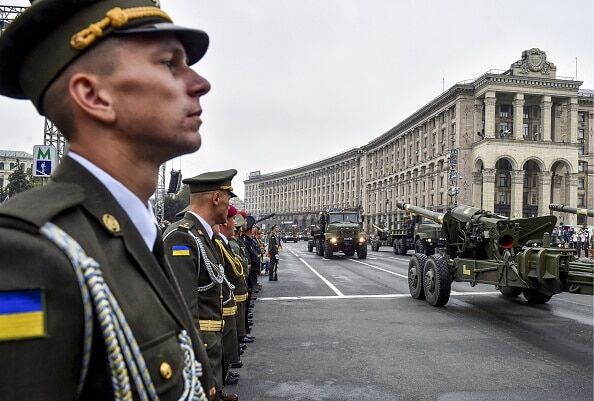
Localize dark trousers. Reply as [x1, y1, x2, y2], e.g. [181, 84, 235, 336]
[269, 254, 278, 278]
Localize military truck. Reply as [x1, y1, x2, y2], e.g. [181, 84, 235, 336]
[308, 209, 368, 259]
[391, 215, 445, 256]
[396, 201, 594, 307]
[370, 224, 395, 252]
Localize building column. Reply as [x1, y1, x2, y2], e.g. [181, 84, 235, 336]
[537, 172, 552, 218]
[482, 168, 496, 211]
[566, 173, 578, 225]
[512, 93, 525, 140]
[472, 172, 483, 208]
[568, 97, 578, 144]
[484, 92, 497, 139]
[540, 95, 552, 141]
[510, 170, 524, 218]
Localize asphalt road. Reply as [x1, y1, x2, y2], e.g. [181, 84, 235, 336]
[231, 243, 593, 401]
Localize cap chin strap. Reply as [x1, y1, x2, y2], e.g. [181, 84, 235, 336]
[70, 6, 172, 50]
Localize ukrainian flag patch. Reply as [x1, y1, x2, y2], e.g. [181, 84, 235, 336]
[0, 290, 45, 341]
[172, 245, 191, 256]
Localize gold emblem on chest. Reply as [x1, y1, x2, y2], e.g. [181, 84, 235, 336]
[102, 214, 121, 233]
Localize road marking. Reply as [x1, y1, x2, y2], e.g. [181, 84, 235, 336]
[346, 258, 409, 279]
[260, 292, 500, 301]
[287, 249, 344, 296]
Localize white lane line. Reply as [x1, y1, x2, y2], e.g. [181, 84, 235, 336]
[260, 292, 499, 301]
[287, 249, 344, 297]
[346, 258, 408, 279]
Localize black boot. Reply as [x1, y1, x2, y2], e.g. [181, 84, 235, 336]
[274, 274, 278, 281]
[269, 275, 273, 281]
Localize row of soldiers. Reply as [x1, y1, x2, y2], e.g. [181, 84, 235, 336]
[162, 169, 283, 401]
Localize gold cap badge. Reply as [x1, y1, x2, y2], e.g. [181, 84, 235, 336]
[102, 214, 121, 233]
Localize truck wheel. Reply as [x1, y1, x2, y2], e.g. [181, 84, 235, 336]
[316, 238, 324, 256]
[323, 242, 333, 259]
[414, 239, 426, 255]
[499, 287, 522, 298]
[423, 255, 451, 307]
[408, 253, 427, 299]
[398, 239, 407, 256]
[371, 242, 378, 252]
[392, 239, 398, 255]
[307, 241, 313, 252]
[522, 289, 552, 304]
[357, 244, 367, 259]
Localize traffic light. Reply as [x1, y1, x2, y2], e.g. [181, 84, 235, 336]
[168, 170, 182, 194]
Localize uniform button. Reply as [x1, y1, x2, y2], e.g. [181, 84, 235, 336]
[159, 362, 173, 380]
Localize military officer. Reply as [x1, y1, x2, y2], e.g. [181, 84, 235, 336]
[0, 0, 214, 400]
[163, 170, 239, 401]
[268, 224, 282, 281]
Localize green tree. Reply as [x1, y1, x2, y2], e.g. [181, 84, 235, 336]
[6, 164, 34, 197]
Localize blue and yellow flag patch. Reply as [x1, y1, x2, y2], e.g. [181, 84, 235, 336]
[172, 245, 190, 256]
[0, 290, 45, 341]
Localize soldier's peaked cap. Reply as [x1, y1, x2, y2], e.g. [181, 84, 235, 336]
[183, 169, 238, 198]
[0, 0, 209, 113]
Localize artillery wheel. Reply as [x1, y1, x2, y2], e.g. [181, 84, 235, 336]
[423, 255, 451, 307]
[414, 239, 426, 255]
[307, 241, 314, 252]
[344, 249, 355, 257]
[408, 253, 427, 299]
[499, 287, 522, 298]
[357, 244, 367, 259]
[397, 239, 407, 255]
[522, 289, 552, 304]
[323, 242, 333, 259]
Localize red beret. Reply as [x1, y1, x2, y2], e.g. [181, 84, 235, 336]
[227, 205, 238, 218]
[238, 210, 248, 218]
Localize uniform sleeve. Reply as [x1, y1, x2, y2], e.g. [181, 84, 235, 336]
[0, 226, 85, 400]
[162, 229, 214, 391]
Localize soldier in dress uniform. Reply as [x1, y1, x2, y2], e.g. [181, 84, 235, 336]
[212, 215, 240, 386]
[0, 0, 215, 400]
[268, 224, 282, 281]
[163, 170, 239, 401]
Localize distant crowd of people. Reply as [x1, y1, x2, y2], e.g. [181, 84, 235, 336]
[552, 225, 592, 258]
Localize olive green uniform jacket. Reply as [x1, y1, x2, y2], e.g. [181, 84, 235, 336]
[163, 213, 225, 391]
[0, 157, 212, 400]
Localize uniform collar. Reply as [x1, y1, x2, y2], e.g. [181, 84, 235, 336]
[188, 211, 214, 239]
[67, 152, 157, 250]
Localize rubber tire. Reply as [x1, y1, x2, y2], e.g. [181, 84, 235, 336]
[522, 289, 552, 304]
[371, 242, 378, 252]
[324, 242, 333, 259]
[398, 239, 408, 256]
[414, 239, 426, 255]
[316, 238, 324, 256]
[423, 255, 451, 307]
[499, 287, 522, 298]
[393, 240, 398, 255]
[408, 253, 428, 299]
[357, 244, 367, 259]
[307, 241, 313, 252]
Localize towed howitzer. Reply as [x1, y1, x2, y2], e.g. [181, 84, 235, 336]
[549, 204, 594, 218]
[395, 201, 593, 307]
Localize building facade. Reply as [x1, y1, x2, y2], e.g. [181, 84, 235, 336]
[0, 150, 33, 191]
[244, 49, 594, 230]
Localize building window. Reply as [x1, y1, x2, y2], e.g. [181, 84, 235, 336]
[578, 145, 585, 155]
[578, 161, 587, 172]
[578, 178, 585, 189]
[523, 107, 529, 119]
[523, 123, 529, 137]
[497, 173, 509, 188]
[0, 162, 3, 170]
[498, 191, 510, 204]
[578, 112, 586, 123]
[500, 104, 510, 118]
[578, 129, 585, 140]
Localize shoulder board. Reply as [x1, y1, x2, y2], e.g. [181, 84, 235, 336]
[0, 181, 84, 229]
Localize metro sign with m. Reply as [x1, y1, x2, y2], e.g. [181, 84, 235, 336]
[33, 145, 57, 177]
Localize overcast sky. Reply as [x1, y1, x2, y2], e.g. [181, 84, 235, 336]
[1, 0, 593, 199]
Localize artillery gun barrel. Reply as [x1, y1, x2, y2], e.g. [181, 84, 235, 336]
[395, 201, 444, 224]
[372, 224, 387, 233]
[549, 204, 594, 218]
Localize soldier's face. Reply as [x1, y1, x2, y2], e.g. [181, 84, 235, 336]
[104, 35, 210, 161]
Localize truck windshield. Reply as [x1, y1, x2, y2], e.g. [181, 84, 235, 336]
[328, 213, 359, 224]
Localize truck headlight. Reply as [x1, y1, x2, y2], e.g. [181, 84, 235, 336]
[358, 237, 365, 243]
[330, 237, 337, 244]
[426, 238, 432, 243]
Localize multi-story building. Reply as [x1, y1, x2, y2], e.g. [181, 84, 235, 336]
[0, 150, 33, 191]
[245, 49, 594, 230]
